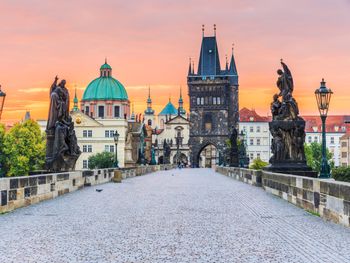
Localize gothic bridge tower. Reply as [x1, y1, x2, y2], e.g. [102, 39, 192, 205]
[188, 26, 239, 167]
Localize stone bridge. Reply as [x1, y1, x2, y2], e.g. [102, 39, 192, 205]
[1, 168, 350, 262]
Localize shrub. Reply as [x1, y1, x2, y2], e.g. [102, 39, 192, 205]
[332, 166, 350, 183]
[249, 158, 268, 170]
[88, 152, 115, 169]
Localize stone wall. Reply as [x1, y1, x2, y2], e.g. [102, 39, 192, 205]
[216, 167, 350, 228]
[0, 164, 174, 214]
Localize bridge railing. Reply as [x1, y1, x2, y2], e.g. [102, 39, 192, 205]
[216, 166, 350, 228]
[0, 164, 175, 214]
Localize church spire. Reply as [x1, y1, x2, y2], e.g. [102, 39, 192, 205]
[178, 86, 186, 116]
[73, 87, 79, 111]
[144, 86, 155, 115]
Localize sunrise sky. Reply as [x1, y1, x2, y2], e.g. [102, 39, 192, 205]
[1, 0, 350, 123]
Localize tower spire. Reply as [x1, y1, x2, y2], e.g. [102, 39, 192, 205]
[202, 24, 205, 37]
[178, 85, 186, 116]
[225, 54, 228, 71]
[145, 86, 155, 115]
[214, 24, 216, 36]
[188, 57, 192, 76]
[73, 86, 79, 111]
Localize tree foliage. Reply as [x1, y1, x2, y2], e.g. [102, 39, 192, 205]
[304, 142, 334, 173]
[249, 158, 268, 170]
[2, 120, 46, 176]
[88, 151, 115, 169]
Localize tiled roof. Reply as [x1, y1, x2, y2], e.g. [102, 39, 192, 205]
[239, 108, 271, 122]
[303, 115, 350, 133]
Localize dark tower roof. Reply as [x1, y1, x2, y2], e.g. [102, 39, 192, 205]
[197, 36, 221, 76]
[229, 53, 238, 76]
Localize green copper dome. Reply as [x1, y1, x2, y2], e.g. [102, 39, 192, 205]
[100, 63, 112, 70]
[82, 62, 128, 101]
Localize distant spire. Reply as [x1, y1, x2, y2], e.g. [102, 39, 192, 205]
[214, 24, 216, 36]
[188, 57, 192, 76]
[225, 54, 228, 71]
[202, 24, 205, 37]
[145, 86, 155, 115]
[131, 102, 135, 120]
[192, 60, 195, 75]
[73, 87, 79, 111]
[178, 85, 186, 116]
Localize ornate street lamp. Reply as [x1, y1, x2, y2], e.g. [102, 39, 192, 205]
[315, 78, 333, 178]
[238, 130, 249, 168]
[113, 130, 120, 168]
[0, 85, 6, 121]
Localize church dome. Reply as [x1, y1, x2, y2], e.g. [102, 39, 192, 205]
[82, 61, 128, 101]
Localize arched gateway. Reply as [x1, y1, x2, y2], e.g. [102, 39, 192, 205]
[187, 28, 239, 168]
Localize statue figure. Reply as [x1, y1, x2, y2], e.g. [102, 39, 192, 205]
[266, 60, 316, 177]
[229, 125, 238, 167]
[163, 140, 171, 164]
[271, 94, 281, 120]
[150, 145, 157, 165]
[45, 76, 81, 172]
[277, 60, 293, 100]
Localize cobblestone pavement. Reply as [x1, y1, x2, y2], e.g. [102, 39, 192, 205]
[1, 169, 350, 263]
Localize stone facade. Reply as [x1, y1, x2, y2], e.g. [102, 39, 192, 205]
[188, 31, 239, 167]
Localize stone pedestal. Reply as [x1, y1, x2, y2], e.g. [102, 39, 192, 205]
[265, 119, 317, 178]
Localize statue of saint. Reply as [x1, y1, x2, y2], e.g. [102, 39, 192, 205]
[276, 60, 294, 100]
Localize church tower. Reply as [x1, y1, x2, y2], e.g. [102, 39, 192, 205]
[187, 25, 239, 167]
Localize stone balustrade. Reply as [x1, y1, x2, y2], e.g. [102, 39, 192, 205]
[216, 166, 350, 228]
[0, 164, 175, 214]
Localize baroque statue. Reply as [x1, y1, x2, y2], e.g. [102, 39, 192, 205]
[265, 61, 316, 177]
[45, 76, 81, 172]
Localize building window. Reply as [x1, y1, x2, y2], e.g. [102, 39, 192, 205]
[257, 139, 261, 146]
[98, 105, 105, 118]
[243, 126, 246, 132]
[83, 145, 92, 153]
[204, 113, 213, 132]
[201, 97, 204, 105]
[250, 139, 254, 145]
[105, 145, 115, 153]
[308, 136, 312, 143]
[250, 153, 254, 160]
[330, 137, 335, 144]
[217, 97, 221, 105]
[197, 98, 200, 105]
[314, 136, 318, 143]
[213, 97, 217, 105]
[250, 126, 254, 133]
[204, 97, 208, 104]
[83, 160, 88, 169]
[114, 106, 120, 118]
[257, 153, 261, 159]
[342, 152, 347, 158]
[83, 130, 92, 138]
[85, 106, 90, 115]
[148, 119, 152, 126]
[105, 130, 115, 138]
[256, 126, 261, 133]
[342, 142, 347, 147]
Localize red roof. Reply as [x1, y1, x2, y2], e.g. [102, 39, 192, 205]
[239, 108, 271, 122]
[303, 115, 350, 133]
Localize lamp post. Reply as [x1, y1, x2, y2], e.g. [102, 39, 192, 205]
[175, 131, 183, 167]
[238, 130, 248, 168]
[315, 78, 333, 178]
[0, 85, 6, 121]
[113, 130, 120, 168]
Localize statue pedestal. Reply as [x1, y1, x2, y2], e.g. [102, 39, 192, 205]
[266, 119, 317, 178]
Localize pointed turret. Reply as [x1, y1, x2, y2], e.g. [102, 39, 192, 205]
[225, 54, 228, 71]
[188, 58, 192, 76]
[144, 86, 155, 115]
[130, 102, 135, 121]
[229, 45, 238, 76]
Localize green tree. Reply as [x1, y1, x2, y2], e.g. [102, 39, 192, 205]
[3, 120, 46, 176]
[304, 142, 334, 173]
[332, 166, 350, 182]
[249, 158, 268, 170]
[88, 151, 115, 169]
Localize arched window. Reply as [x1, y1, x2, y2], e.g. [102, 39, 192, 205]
[201, 98, 204, 105]
[197, 97, 200, 105]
